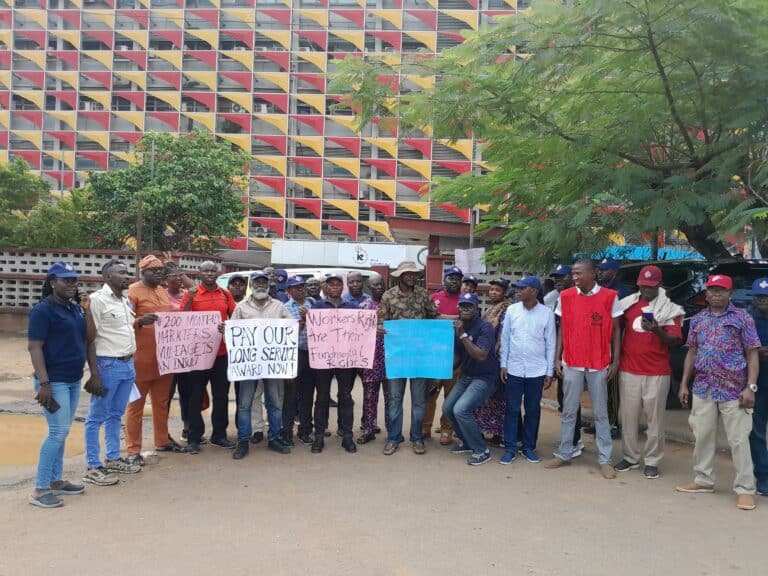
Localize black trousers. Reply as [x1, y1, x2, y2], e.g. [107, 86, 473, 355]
[313, 367, 356, 437]
[296, 349, 316, 436]
[180, 354, 230, 443]
[281, 375, 297, 438]
[557, 376, 581, 445]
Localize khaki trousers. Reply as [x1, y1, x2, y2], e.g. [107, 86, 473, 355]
[423, 368, 460, 435]
[618, 372, 669, 466]
[689, 395, 756, 494]
[125, 375, 173, 455]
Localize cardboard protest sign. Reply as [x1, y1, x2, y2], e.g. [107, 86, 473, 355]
[383, 319, 455, 379]
[306, 309, 378, 369]
[225, 319, 298, 381]
[155, 311, 221, 375]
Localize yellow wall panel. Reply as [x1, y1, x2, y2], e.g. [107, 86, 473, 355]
[397, 201, 430, 219]
[404, 31, 437, 52]
[80, 91, 112, 109]
[290, 177, 323, 198]
[14, 50, 47, 69]
[112, 111, 144, 130]
[291, 135, 324, 156]
[440, 10, 479, 30]
[254, 155, 287, 175]
[182, 112, 216, 131]
[221, 50, 254, 70]
[258, 30, 291, 50]
[82, 51, 114, 69]
[369, 10, 403, 29]
[223, 9, 255, 27]
[364, 137, 398, 158]
[12, 130, 43, 149]
[114, 71, 146, 90]
[149, 91, 181, 110]
[184, 71, 217, 91]
[219, 133, 251, 153]
[15, 90, 44, 109]
[288, 218, 322, 239]
[47, 111, 77, 130]
[253, 197, 286, 217]
[255, 72, 290, 92]
[254, 114, 288, 134]
[329, 31, 365, 51]
[220, 92, 253, 113]
[119, 30, 149, 50]
[362, 179, 396, 200]
[297, 9, 329, 27]
[186, 29, 219, 47]
[325, 199, 359, 219]
[295, 93, 325, 114]
[84, 10, 115, 28]
[326, 157, 360, 178]
[48, 71, 79, 89]
[361, 221, 393, 241]
[150, 50, 182, 69]
[399, 159, 432, 179]
[80, 131, 110, 149]
[295, 51, 327, 72]
[16, 9, 48, 28]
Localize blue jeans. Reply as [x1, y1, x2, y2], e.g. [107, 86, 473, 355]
[34, 378, 80, 490]
[85, 357, 135, 468]
[750, 385, 768, 492]
[386, 378, 427, 443]
[443, 375, 497, 453]
[236, 379, 283, 442]
[504, 375, 545, 451]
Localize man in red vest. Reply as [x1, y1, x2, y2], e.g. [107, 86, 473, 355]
[545, 259, 622, 479]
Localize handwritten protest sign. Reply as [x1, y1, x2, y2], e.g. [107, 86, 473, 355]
[155, 311, 221, 375]
[224, 319, 298, 381]
[306, 309, 377, 369]
[383, 320, 454, 379]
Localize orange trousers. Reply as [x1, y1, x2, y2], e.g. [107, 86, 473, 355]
[125, 375, 173, 455]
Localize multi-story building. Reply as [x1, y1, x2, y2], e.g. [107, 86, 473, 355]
[1, 0, 524, 250]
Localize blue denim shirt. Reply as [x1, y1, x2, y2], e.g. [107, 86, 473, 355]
[285, 297, 314, 350]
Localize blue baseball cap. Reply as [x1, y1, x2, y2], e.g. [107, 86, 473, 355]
[752, 277, 768, 296]
[285, 276, 306, 288]
[514, 276, 542, 291]
[549, 264, 571, 277]
[324, 273, 343, 283]
[444, 266, 464, 278]
[47, 261, 79, 279]
[597, 258, 620, 271]
[458, 292, 480, 306]
[463, 275, 479, 286]
[250, 271, 269, 281]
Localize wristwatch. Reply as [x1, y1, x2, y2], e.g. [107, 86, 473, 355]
[748, 383, 758, 393]
[460, 333, 469, 340]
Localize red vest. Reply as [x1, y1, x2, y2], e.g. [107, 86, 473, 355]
[560, 286, 617, 370]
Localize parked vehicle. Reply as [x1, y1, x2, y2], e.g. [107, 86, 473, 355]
[216, 267, 378, 293]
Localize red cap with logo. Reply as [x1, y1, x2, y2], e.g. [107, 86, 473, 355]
[705, 274, 733, 289]
[636, 265, 662, 287]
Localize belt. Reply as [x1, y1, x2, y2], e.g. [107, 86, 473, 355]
[104, 354, 134, 361]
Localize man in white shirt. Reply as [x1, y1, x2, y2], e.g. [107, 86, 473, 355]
[498, 276, 556, 465]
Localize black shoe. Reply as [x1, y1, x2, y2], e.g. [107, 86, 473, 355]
[250, 431, 264, 444]
[357, 432, 376, 445]
[183, 442, 200, 454]
[233, 441, 249, 460]
[582, 425, 596, 435]
[375, 426, 381, 434]
[643, 465, 660, 479]
[181, 428, 188, 441]
[329, 398, 338, 408]
[281, 433, 295, 447]
[614, 459, 639, 473]
[311, 436, 324, 454]
[210, 437, 235, 449]
[268, 439, 290, 454]
[324, 430, 331, 437]
[342, 436, 357, 453]
[298, 433, 313, 445]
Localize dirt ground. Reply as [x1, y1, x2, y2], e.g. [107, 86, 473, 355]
[0, 330, 765, 576]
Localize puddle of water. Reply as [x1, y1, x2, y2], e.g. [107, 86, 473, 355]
[0, 414, 84, 466]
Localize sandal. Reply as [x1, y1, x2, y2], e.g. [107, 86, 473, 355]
[356, 432, 376, 445]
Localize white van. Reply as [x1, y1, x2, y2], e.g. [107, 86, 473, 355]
[216, 267, 379, 292]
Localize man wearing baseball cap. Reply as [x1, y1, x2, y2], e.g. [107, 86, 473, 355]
[462, 275, 479, 294]
[749, 278, 768, 496]
[676, 274, 761, 510]
[425, 265, 464, 444]
[597, 258, 630, 299]
[614, 266, 684, 479]
[443, 292, 499, 466]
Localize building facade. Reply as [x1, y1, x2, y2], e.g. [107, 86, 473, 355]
[1, 0, 523, 249]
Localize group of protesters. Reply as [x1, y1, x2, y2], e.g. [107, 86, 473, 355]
[26, 254, 768, 512]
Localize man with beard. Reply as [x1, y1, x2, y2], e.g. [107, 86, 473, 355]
[231, 272, 293, 460]
[179, 261, 236, 454]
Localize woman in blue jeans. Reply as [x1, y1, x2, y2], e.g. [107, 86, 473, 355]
[27, 262, 98, 508]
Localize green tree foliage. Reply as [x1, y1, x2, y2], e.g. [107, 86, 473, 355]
[0, 159, 50, 244]
[85, 131, 249, 252]
[331, 0, 768, 267]
[8, 190, 90, 249]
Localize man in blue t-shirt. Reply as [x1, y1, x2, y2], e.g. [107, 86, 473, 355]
[750, 277, 768, 496]
[442, 292, 499, 466]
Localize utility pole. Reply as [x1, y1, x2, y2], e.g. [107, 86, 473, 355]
[135, 138, 155, 271]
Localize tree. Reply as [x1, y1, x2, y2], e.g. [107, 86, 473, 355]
[8, 189, 90, 249]
[331, 0, 768, 267]
[0, 159, 50, 244]
[85, 131, 249, 252]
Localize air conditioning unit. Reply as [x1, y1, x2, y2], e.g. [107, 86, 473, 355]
[253, 226, 269, 237]
[257, 103, 269, 114]
[119, 45, 129, 51]
[231, 104, 244, 113]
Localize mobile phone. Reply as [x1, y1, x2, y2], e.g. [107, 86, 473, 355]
[47, 397, 61, 414]
[642, 312, 654, 322]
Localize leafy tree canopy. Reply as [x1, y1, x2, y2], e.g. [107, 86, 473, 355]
[0, 159, 50, 244]
[7, 189, 90, 249]
[86, 130, 249, 252]
[331, 0, 768, 267]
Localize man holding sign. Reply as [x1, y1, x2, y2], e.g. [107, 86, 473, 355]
[379, 260, 439, 456]
[229, 272, 294, 460]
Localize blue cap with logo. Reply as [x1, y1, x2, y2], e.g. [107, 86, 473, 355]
[47, 261, 79, 279]
[285, 276, 306, 288]
[463, 275, 479, 286]
[325, 273, 343, 283]
[458, 292, 480, 306]
[514, 276, 542, 291]
[752, 277, 768, 296]
[549, 264, 572, 277]
[597, 258, 620, 271]
[250, 271, 269, 281]
[444, 266, 464, 279]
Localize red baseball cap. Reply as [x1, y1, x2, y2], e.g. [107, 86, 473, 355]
[636, 265, 662, 287]
[706, 274, 733, 289]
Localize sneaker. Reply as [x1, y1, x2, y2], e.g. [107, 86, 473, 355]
[125, 454, 145, 467]
[29, 491, 63, 509]
[499, 451, 516, 465]
[199, 436, 209, 446]
[675, 482, 714, 493]
[383, 441, 398, 456]
[233, 441, 249, 460]
[737, 494, 756, 510]
[356, 432, 376, 445]
[268, 438, 291, 454]
[643, 466, 660, 479]
[522, 449, 540, 463]
[210, 437, 236, 449]
[156, 439, 184, 452]
[83, 467, 119, 486]
[182, 442, 200, 455]
[311, 435, 324, 454]
[614, 459, 639, 473]
[105, 458, 141, 474]
[572, 440, 585, 458]
[600, 464, 617, 479]
[50, 481, 85, 496]
[468, 450, 491, 466]
[250, 431, 264, 444]
[451, 443, 472, 455]
[412, 440, 426, 455]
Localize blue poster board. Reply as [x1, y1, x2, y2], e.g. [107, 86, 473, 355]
[383, 319, 455, 379]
